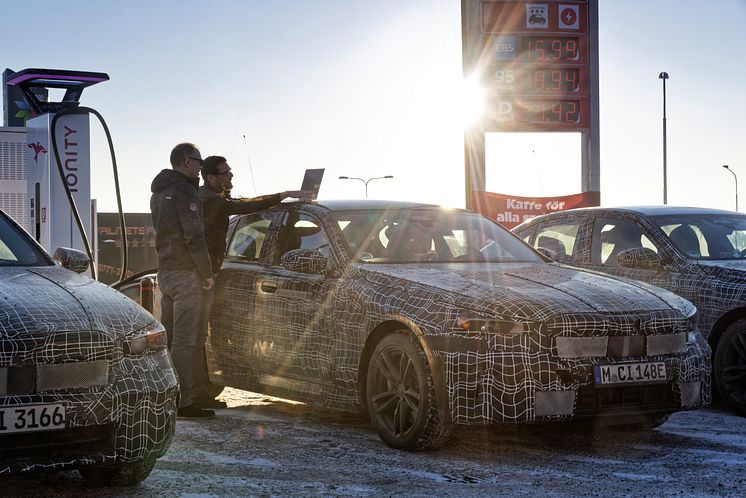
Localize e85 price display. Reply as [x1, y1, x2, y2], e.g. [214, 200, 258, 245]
[520, 36, 585, 63]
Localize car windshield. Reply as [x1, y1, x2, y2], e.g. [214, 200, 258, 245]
[332, 208, 542, 263]
[0, 213, 49, 267]
[653, 213, 746, 260]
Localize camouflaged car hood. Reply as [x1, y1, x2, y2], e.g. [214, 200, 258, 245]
[361, 262, 693, 318]
[0, 265, 154, 339]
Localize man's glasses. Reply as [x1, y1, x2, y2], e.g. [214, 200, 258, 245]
[188, 156, 204, 167]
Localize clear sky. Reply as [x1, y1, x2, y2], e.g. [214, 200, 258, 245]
[2, 0, 745, 213]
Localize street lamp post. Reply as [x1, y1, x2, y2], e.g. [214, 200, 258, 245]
[659, 71, 669, 205]
[723, 165, 739, 211]
[338, 175, 394, 198]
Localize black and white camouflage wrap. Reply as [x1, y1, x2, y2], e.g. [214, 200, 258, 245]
[0, 266, 178, 476]
[207, 202, 710, 426]
[513, 207, 746, 349]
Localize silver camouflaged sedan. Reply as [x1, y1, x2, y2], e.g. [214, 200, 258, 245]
[0, 210, 178, 485]
[205, 200, 711, 450]
[513, 205, 746, 415]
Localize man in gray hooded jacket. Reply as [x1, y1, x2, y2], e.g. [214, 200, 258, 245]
[150, 143, 215, 419]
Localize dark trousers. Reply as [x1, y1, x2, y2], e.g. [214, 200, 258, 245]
[159, 269, 208, 408]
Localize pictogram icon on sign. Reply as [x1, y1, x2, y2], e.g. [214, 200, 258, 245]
[558, 5, 579, 30]
[526, 4, 548, 29]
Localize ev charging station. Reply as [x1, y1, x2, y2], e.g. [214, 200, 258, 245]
[3, 68, 110, 269]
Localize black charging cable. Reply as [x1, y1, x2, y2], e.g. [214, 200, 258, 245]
[50, 106, 128, 284]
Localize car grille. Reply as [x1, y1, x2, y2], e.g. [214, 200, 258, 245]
[0, 331, 112, 394]
[548, 311, 689, 359]
[0, 424, 114, 461]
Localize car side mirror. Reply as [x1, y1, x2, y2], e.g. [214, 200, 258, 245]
[616, 247, 663, 270]
[53, 247, 90, 273]
[280, 248, 328, 274]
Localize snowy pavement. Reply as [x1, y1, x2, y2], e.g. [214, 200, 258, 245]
[5, 388, 745, 497]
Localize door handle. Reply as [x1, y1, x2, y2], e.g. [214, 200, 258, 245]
[260, 281, 278, 293]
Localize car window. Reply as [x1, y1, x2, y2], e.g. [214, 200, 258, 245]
[652, 214, 746, 260]
[278, 212, 331, 260]
[0, 213, 49, 266]
[533, 222, 579, 259]
[332, 208, 541, 263]
[594, 219, 658, 265]
[226, 213, 272, 262]
[658, 223, 707, 258]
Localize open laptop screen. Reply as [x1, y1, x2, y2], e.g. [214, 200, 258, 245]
[301, 168, 324, 200]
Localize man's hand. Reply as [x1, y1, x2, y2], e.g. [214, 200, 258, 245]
[203, 277, 215, 290]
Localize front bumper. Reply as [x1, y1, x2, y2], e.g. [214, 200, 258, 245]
[0, 349, 178, 476]
[423, 329, 711, 425]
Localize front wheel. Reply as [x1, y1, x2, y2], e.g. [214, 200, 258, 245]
[714, 320, 746, 416]
[79, 457, 156, 486]
[365, 332, 451, 450]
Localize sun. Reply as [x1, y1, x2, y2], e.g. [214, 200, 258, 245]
[460, 72, 488, 128]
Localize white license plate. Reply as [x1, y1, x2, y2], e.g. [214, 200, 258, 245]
[0, 403, 66, 434]
[594, 362, 667, 386]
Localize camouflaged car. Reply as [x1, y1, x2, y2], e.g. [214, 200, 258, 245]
[513, 206, 746, 415]
[206, 200, 710, 450]
[0, 210, 178, 485]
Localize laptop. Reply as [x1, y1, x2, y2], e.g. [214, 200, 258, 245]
[300, 168, 325, 200]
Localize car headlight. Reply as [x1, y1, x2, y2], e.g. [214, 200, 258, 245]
[455, 311, 530, 335]
[124, 321, 167, 355]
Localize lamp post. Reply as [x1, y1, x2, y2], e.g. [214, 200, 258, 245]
[723, 165, 739, 211]
[338, 175, 394, 198]
[659, 71, 669, 205]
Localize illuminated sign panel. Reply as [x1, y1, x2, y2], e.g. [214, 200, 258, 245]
[480, 1, 590, 131]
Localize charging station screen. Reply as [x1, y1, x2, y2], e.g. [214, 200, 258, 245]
[480, 0, 590, 131]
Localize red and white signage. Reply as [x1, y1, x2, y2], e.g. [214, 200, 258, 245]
[472, 191, 600, 229]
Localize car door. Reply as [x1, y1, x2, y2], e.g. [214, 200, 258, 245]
[584, 216, 674, 291]
[209, 210, 283, 379]
[253, 208, 339, 391]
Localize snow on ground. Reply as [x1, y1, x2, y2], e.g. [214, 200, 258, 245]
[3, 388, 745, 497]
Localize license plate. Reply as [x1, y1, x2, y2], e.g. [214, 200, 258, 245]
[594, 362, 667, 386]
[0, 403, 66, 434]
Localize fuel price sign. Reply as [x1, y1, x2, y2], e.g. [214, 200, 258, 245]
[480, 1, 592, 131]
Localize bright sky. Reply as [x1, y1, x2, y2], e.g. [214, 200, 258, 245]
[2, 0, 745, 213]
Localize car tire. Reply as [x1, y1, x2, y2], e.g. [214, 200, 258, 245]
[79, 457, 156, 486]
[714, 320, 746, 416]
[365, 331, 451, 450]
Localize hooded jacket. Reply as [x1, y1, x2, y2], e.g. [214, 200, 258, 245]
[150, 169, 212, 279]
[198, 186, 282, 274]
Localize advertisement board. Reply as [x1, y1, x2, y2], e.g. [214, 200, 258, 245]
[473, 190, 600, 228]
[97, 212, 157, 285]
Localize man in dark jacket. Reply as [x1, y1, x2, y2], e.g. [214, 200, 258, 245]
[192, 155, 307, 406]
[199, 156, 307, 273]
[150, 143, 215, 419]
